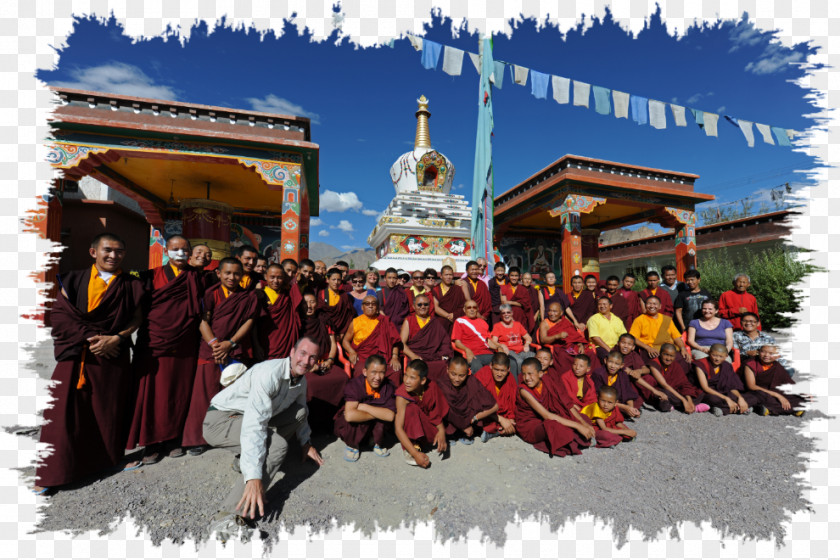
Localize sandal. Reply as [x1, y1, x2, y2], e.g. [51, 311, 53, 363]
[168, 446, 185, 458]
[123, 460, 142, 472]
[142, 452, 162, 466]
[372, 444, 390, 457]
[32, 486, 50, 495]
[344, 446, 360, 462]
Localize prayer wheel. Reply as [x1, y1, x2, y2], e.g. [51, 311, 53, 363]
[180, 199, 233, 262]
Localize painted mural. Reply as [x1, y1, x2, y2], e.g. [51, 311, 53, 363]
[387, 234, 470, 256]
[497, 235, 562, 278]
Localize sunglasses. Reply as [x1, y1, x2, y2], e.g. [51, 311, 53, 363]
[425, 275, 437, 279]
[412, 276, 424, 280]
[351, 279, 364, 284]
[415, 303, 430, 307]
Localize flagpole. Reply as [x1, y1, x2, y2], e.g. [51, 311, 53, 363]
[471, 34, 495, 265]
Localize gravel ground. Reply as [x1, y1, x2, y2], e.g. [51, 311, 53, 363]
[19, 336, 816, 549]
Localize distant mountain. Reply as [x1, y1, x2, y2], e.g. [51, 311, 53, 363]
[600, 225, 669, 245]
[309, 241, 376, 270]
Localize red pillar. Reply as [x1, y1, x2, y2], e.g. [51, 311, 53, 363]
[280, 184, 302, 261]
[299, 186, 310, 260]
[560, 211, 582, 293]
[665, 208, 697, 279]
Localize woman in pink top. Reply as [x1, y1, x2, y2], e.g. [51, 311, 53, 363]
[491, 304, 534, 377]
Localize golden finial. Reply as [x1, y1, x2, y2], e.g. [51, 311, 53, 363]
[414, 95, 431, 149]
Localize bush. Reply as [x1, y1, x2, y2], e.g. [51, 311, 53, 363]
[696, 247, 819, 331]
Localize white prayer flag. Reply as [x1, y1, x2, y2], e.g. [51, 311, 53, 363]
[468, 52, 480, 74]
[755, 123, 775, 145]
[670, 104, 687, 127]
[408, 35, 423, 51]
[703, 112, 719, 137]
[513, 65, 528, 85]
[612, 90, 629, 119]
[649, 100, 667, 129]
[573, 80, 590, 108]
[737, 119, 755, 147]
[552, 76, 570, 104]
[442, 46, 464, 76]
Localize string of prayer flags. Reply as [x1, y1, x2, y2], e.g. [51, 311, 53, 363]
[442, 46, 464, 76]
[755, 123, 774, 145]
[573, 81, 590, 107]
[613, 90, 629, 119]
[492, 61, 505, 89]
[630, 95, 648, 125]
[552, 76, 569, 104]
[421, 39, 442, 70]
[513, 65, 528, 86]
[703, 112, 719, 137]
[771, 126, 791, 146]
[531, 70, 549, 99]
[689, 108, 705, 128]
[592, 85, 611, 115]
[671, 104, 687, 127]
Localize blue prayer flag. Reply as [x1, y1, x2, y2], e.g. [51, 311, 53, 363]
[530, 70, 549, 99]
[421, 40, 442, 70]
[593, 86, 611, 115]
[771, 126, 791, 146]
[471, 38, 495, 264]
[630, 95, 648, 125]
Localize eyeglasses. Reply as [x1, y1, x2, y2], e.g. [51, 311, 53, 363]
[351, 279, 364, 284]
[415, 303, 430, 307]
[425, 275, 437, 279]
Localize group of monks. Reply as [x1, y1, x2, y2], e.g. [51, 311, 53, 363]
[34, 234, 808, 492]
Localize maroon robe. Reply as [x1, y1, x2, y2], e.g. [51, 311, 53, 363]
[475, 365, 517, 433]
[542, 317, 590, 373]
[609, 345, 650, 398]
[405, 314, 453, 382]
[640, 288, 674, 317]
[405, 286, 435, 316]
[501, 283, 535, 334]
[432, 283, 466, 333]
[643, 357, 702, 405]
[126, 265, 202, 450]
[567, 290, 597, 325]
[466, 278, 492, 320]
[437, 374, 497, 436]
[256, 283, 303, 359]
[396, 379, 449, 445]
[618, 287, 643, 327]
[558, 369, 597, 408]
[378, 286, 410, 328]
[333, 375, 396, 447]
[590, 366, 640, 405]
[37, 268, 144, 487]
[182, 285, 258, 447]
[488, 277, 507, 325]
[514, 374, 591, 457]
[350, 315, 402, 386]
[525, 285, 540, 332]
[741, 359, 805, 415]
[606, 291, 632, 330]
[319, 288, 355, 336]
[692, 358, 745, 415]
[299, 307, 347, 406]
[540, 287, 570, 313]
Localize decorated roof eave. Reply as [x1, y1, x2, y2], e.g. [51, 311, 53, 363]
[50, 121, 320, 216]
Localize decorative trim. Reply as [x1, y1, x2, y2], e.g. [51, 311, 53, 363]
[46, 143, 109, 169]
[664, 206, 697, 225]
[548, 194, 607, 217]
[415, 150, 448, 191]
[238, 158, 301, 188]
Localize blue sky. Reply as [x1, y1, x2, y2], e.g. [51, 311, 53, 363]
[39, 9, 818, 251]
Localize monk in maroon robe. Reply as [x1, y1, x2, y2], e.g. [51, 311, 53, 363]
[640, 271, 675, 317]
[474, 355, 518, 437]
[255, 264, 302, 360]
[319, 268, 356, 336]
[500, 268, 534, 334]
[558, 356, 598, 409]
[617, 274, 643, 328]
[333, 355, 396, 458]
[539, 302, 591, 373]
[436, 357, 498, 439]
[642, 343, 703, 412]
[515, 358, 594, 457]
[521, 273, 541, 334]
[36, 233, 144, 491]
[342, 295, 402, 386]
[603, 276, 632, 330]
[692, 344, 750, 415]
[234, 244, 262, 291]
[433, 265, 466, 333]
[395, 360, 449, 468]
[590, 351, 642, 414]
[401, 294, 453, 383]
[611, 334, 655, 401]
[567, 275, 597, 328]
[741, 345, 806, 416]
[377, 268, 410, 328]
[487, 263, 508, 326]
[126, 236, 203, 464]
[464, 260, 492, 321]
[182, 258, 258, 452]
[300, 291, 347, 407]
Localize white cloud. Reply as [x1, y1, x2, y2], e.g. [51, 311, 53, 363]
[309, 217, 323, 226]
[245, 94, 321, 124]
[361, 209, 379, 216]
[685, 91, 713, 105]
[716, 106, 727, 114]
[318, 230, 329, 237]
[745, 43, 805, 75]
[452, 183, 465, 191]
[728, 21, 764, 53]
[50, 62, 178, 100]
[331, 220, 354, 233]
[320, 190, 363, 212]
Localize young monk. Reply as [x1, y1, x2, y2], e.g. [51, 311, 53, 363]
[580, 385, 637, 447]
[558, 355, 597, 410]
[602, 276, 632, 330]
[567, 275, 597, 329]
[537, 271, 570, 325]
[693, 343, 751, 416]
[515, 358, 595, 457]
[639, 271, 674, 317]
[539, 301, 591, 373]
[234, 245, 263, 290]
[535, 347, 560, 381]
[299, 291, 347, 409]
[487, 261, 508, 326]
[462, 260, 492, 321]
[253, 255, 269, 276]
[183, 258, 258, 455]
[475, 353, 518, 442]
[35, 233, 144, 492]
[641, 343, 704, 413]
[520, 272, 541, 328]
[377, 267, 410, 328]
[718, 273, 760, 331]
[433, 265, 467, 333]
[742, 345, 806, 417]
[343, 295, 402, 384]
[437, 356, 499, 445]
[254, 263, 302, 360]
[499, 266, 535, 334]
[333, 355, 396, 462]
[590, 351, 641, 418]
[319, 267, 356, 337]
[401, 294, 453, 382]
[395, 360, 449, 467]
[617, 273, 643, 327]
[611, 333, 657, 400]
[126, 235, 202, 466]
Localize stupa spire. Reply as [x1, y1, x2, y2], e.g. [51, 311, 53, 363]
[414, 95, 431, 149]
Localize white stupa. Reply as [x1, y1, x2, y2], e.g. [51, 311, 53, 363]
[367, 96, 472, 272]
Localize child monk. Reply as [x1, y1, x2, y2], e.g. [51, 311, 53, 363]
[319, 268, 356, 336]
[474, 353, 518, 442]
[693, 343, 751, 416]
[436, 356, 498, 445]
[580, 385, 637, 447]
[333, 355, 397, 462]
[590, 351, 641, 418]
[515, 358, 595, 457]
[558, 354, 597, 410]
[183, 257, 258, 455]
[394, 359, 449, 467]
[641, 343, 705, 413]
[612, 333, 652, 395]
[742, 345, 806, 416]
[535, 347, 560, 381]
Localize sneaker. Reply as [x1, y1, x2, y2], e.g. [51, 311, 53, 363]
[372, 444, 390, 457]
[480, 430, 499, 443]
[711, 407, 723, 417]
[187, 445, 207, 456]
[458, 437, 474, 445]
[344, 446, 360, 462]
[754, 405, 769, 416]
[403, 449, 418, 466]
[231, 455, 241, 473]
[694, 403, 710, 413]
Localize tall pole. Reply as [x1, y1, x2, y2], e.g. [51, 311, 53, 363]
[470, 35, 495, 264]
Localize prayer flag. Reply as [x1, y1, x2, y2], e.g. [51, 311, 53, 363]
[737, 119, 755, 147]
[442, 46, 464, 76]
[593, 85, 611, 115]
[492, 61, 505, 89]
[408, 35, 423, 51]
[468, 52, 481, 74]
[648, 99, 666, 129]
[756, 123, 774, 145]
[471, 37, 495, 265]
[703, 112, 719, 137]
[421, 39, 442, 70]
[771, 126, 791, 146]
[670, 104, 687, 127]
[630, 95, 648, 125]
[613, 90, 629, 119]
[552, 76, 570, 104]
[531, 70, 549, 99]
[513, 65, 528, 85]
[689, 108, 705, 128]
[573, 81, 590, 107]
